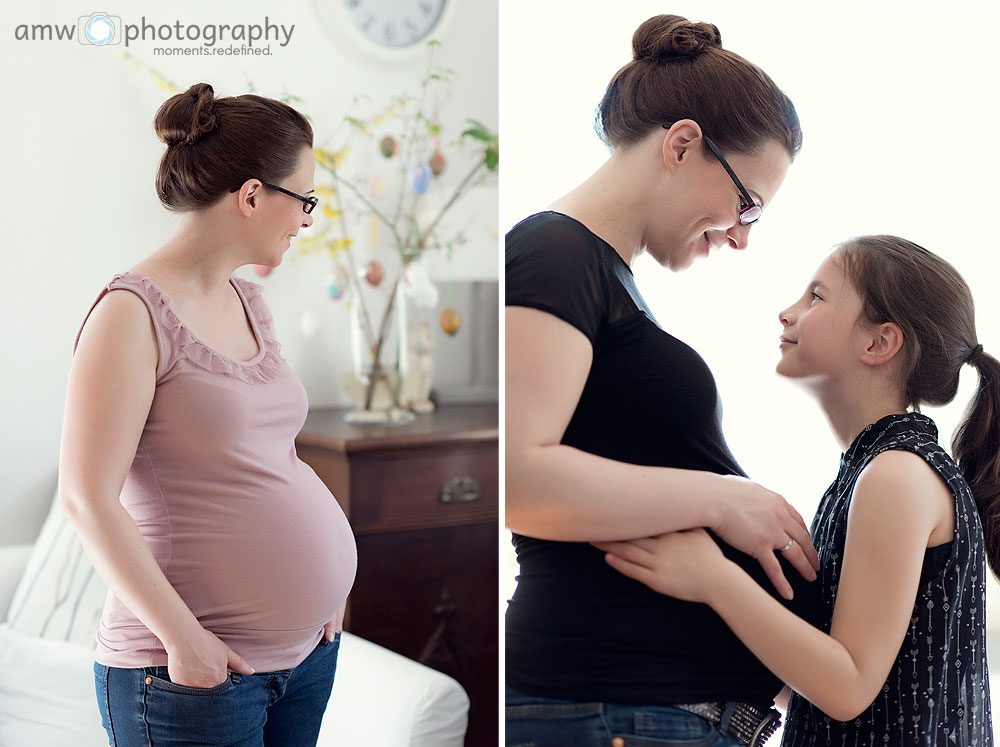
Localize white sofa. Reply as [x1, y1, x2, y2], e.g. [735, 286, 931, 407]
[0, 490, 469, 747]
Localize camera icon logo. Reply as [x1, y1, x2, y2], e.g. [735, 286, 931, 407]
[77, 13, 121, 46]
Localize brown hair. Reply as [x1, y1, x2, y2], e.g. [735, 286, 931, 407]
[596, 14, 801, 159]
[153, 82, 313, 212]
[838, 235, 1000, 576]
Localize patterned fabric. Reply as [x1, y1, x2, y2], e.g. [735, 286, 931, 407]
[783, 413, 993, 746]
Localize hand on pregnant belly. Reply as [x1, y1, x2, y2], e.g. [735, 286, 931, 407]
[165, 624, 256, 688]
[594, 528, 727, 603]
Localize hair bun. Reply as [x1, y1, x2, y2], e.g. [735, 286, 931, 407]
[154, 83, 219, 147]
[633, 15, 722, 62]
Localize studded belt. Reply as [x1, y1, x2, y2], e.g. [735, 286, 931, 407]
[673, 701, 781, 747]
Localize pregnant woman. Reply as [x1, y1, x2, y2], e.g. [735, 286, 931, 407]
[506, 14, 820, 747]
[58, 83, 357, 747]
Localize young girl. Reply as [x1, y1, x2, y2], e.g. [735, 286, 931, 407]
[597, 235, 997, 745]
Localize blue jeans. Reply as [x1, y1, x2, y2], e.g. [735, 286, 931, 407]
[94, 633, 340, 747]
[505, 686, 743, 747]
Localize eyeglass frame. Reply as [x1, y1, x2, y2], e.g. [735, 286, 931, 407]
[228, 180, 318, 215]
[661, 124, 762, 225]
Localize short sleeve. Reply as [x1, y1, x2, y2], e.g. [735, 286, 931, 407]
[505, 213, 609, 345]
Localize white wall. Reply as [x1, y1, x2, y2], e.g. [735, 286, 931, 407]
[502, 1, 1000, 617]
[0, 0, 498, 543]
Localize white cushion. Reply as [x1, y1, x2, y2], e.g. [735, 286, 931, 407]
[0, 624, 467, 747]
[4, 489, 107, 647]
[0, 544, 33, 620]
[321, 632, 469, 747]
[0, 625, 109, 747]
[4, 490, 468, 745]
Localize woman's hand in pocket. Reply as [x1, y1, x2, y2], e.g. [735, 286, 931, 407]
[164, 625, 254, 688]
[323, 604, 345, 642]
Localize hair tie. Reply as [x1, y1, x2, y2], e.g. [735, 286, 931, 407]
[968, 343, 984, 364]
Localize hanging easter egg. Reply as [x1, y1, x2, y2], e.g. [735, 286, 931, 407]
[439, 307, 461, 336]
[379, 136, 398, 158]
[408, 162, 432, 195]
[253, 264, 272, 277]
[325, 269, 348, 300]
[364, 259, 385, 287]
[429, 151, 447, 176]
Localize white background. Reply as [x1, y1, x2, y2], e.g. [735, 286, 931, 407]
[501, 0, 1000, 621]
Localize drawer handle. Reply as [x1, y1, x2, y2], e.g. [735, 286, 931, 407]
[440, 476, 481, 503]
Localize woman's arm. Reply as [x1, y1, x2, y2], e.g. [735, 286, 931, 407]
[507, 306, 819, 598]
[596, 449, 953, 721]
[59, 289, 254, 686]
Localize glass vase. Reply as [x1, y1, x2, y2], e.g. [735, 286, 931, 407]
[342, 279, 416, 425]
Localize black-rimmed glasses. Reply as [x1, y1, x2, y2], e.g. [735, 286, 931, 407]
[229, 180, 318, 214]
[662, 124, 762, 225]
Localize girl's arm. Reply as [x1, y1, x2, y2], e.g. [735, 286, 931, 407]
[59, 289, 254, 687]
[773, 686, 791, 714]
[507, 306, 819, 598]
[596, 449, 953, 721]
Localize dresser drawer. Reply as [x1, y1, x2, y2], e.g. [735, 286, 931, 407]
[346, 445, 497, 533]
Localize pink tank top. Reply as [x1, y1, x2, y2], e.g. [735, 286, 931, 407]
[74, 271, 357, 672]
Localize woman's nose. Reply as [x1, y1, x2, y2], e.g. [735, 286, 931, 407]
[779, 308, 794, 326]
[727, 222, 751, 251]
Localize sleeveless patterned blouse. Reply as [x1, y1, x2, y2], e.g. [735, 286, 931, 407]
[783, 413, 992, 746]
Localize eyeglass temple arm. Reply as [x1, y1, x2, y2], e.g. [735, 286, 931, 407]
[701, 139, 758, 208]
[662, 124, 756, 207]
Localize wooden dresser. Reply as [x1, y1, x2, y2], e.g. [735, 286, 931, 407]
[295, 404, 498, 747]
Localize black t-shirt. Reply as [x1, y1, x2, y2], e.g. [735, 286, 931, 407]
[505, 211, 819, 707]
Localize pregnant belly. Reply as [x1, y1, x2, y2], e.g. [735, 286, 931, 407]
[164, 469, 357, 632]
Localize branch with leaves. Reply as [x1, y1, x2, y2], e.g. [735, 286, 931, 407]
[123, 43, 497, 414]
[301, 41, 498, 412]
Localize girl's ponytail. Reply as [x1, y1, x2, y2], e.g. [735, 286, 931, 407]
[953, 349, 1000, 577]
[838, 235, 1000, 577]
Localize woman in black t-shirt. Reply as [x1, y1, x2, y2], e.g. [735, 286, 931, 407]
[506, 14, 818, 747]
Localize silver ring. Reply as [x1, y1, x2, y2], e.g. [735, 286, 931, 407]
[779, 537, 794, 553]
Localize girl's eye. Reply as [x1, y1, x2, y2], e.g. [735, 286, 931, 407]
[810, 292, 822, 302]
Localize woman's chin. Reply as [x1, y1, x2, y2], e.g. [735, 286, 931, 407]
[667, 251, 698, 272]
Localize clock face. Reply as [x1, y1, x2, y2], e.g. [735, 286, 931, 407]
[344, 0, 448, 50]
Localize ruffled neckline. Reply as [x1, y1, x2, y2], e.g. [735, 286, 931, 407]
[110, 271, 286, 384]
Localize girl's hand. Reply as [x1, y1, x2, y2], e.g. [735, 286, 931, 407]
[164, 625, 254, 688]
[594, 529, 728, 603]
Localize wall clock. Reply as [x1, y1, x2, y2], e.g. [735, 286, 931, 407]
[314, 0, 455, 63]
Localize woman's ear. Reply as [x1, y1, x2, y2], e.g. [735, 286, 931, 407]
[236, 181, 261, 217]
[661, 119, 703, 172]
[862, 322, 905, 367]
